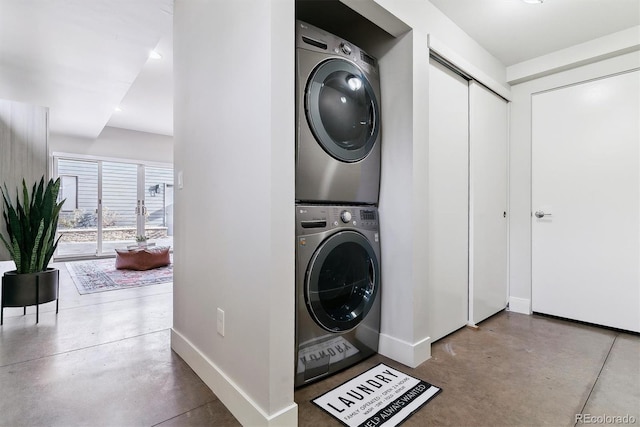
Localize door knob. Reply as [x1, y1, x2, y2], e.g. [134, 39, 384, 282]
[534, 210, 552, 218]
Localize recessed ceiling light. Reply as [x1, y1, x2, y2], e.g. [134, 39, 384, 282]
[149, 50, 162, 60]
[522, 0, 543, 3]
[114, 106, 123, 112]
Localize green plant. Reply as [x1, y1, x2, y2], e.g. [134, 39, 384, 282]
[135, 234, 148, 242]
[0, 176, 64, 274]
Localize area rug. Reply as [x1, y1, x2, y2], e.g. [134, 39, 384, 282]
[312, 363, 441, 427]
[66, 257, 173, 294]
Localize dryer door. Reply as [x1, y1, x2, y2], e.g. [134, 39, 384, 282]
[305, 230, 380, 332]
[305, 58, 380, 162]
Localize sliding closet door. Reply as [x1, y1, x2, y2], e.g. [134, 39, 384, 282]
[469, 82, 508, 324]
[426, 58, 469, 341]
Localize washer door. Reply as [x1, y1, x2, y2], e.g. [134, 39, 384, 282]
[305, 58, 380, 162]
[305, 231, 380, 332]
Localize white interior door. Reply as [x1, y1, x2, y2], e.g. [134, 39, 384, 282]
[532, 70, 640, 332]
[426, 58, 469, 341]
[469, 82, 509, 324]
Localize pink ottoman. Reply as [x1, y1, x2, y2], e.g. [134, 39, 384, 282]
[115, 247, 171, 271]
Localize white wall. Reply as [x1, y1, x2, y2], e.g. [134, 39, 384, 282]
[374, 31, 432, 366]
[50, 126, 173, 164]
[509, 49, 640, 313]
[0, 100, 49, 261]
[171, 0, 296, 425]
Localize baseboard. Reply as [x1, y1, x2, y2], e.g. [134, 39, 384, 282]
[171, 328, 298, 426]
[508, 297, 531, 315]
[378, 333, 431, 368]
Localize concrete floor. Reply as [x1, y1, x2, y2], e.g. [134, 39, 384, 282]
[297, 315, 639, 426]
[0, 260, 638, 426]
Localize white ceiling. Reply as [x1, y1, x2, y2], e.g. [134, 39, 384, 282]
[429, 0, 640, 66]
[0, 1, 637, 140]
[105, 31, 173, 136]
[0, 0, 172, 139]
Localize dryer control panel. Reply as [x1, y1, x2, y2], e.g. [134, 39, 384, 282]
[296, 20, 378, 76]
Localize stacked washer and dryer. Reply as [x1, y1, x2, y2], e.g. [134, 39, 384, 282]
[295, 21, 383, 387]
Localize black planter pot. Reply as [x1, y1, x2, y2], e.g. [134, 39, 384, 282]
[1, 268, 59, 325]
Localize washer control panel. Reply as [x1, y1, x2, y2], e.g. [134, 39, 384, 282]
[329, 206, 378, 231]
[296, 205, 379, 234]
[356, 208, 378, 230]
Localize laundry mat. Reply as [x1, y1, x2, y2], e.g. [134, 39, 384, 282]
[312, 363, 441, 427]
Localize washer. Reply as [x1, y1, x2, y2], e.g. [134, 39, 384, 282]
[295, 204, 381, 387]
[296, 21, 382, 205]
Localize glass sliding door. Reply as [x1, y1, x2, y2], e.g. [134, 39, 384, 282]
[54, 156, 173, 259]
[144, 166, 174, 249]
[56, 159, 99, 257]
[100, 161, 139, 255]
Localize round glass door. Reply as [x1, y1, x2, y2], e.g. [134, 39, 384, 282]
[305, 58, 380, 162]
[305, 231, 380, 332]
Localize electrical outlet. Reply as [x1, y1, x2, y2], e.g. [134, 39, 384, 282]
[217, 308, 225, 337]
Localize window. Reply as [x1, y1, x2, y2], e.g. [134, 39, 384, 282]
[59, 175, 78, 211]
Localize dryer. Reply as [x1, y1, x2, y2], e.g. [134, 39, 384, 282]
[295, 204, 381, 387]
[296, 21, 382, 205]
